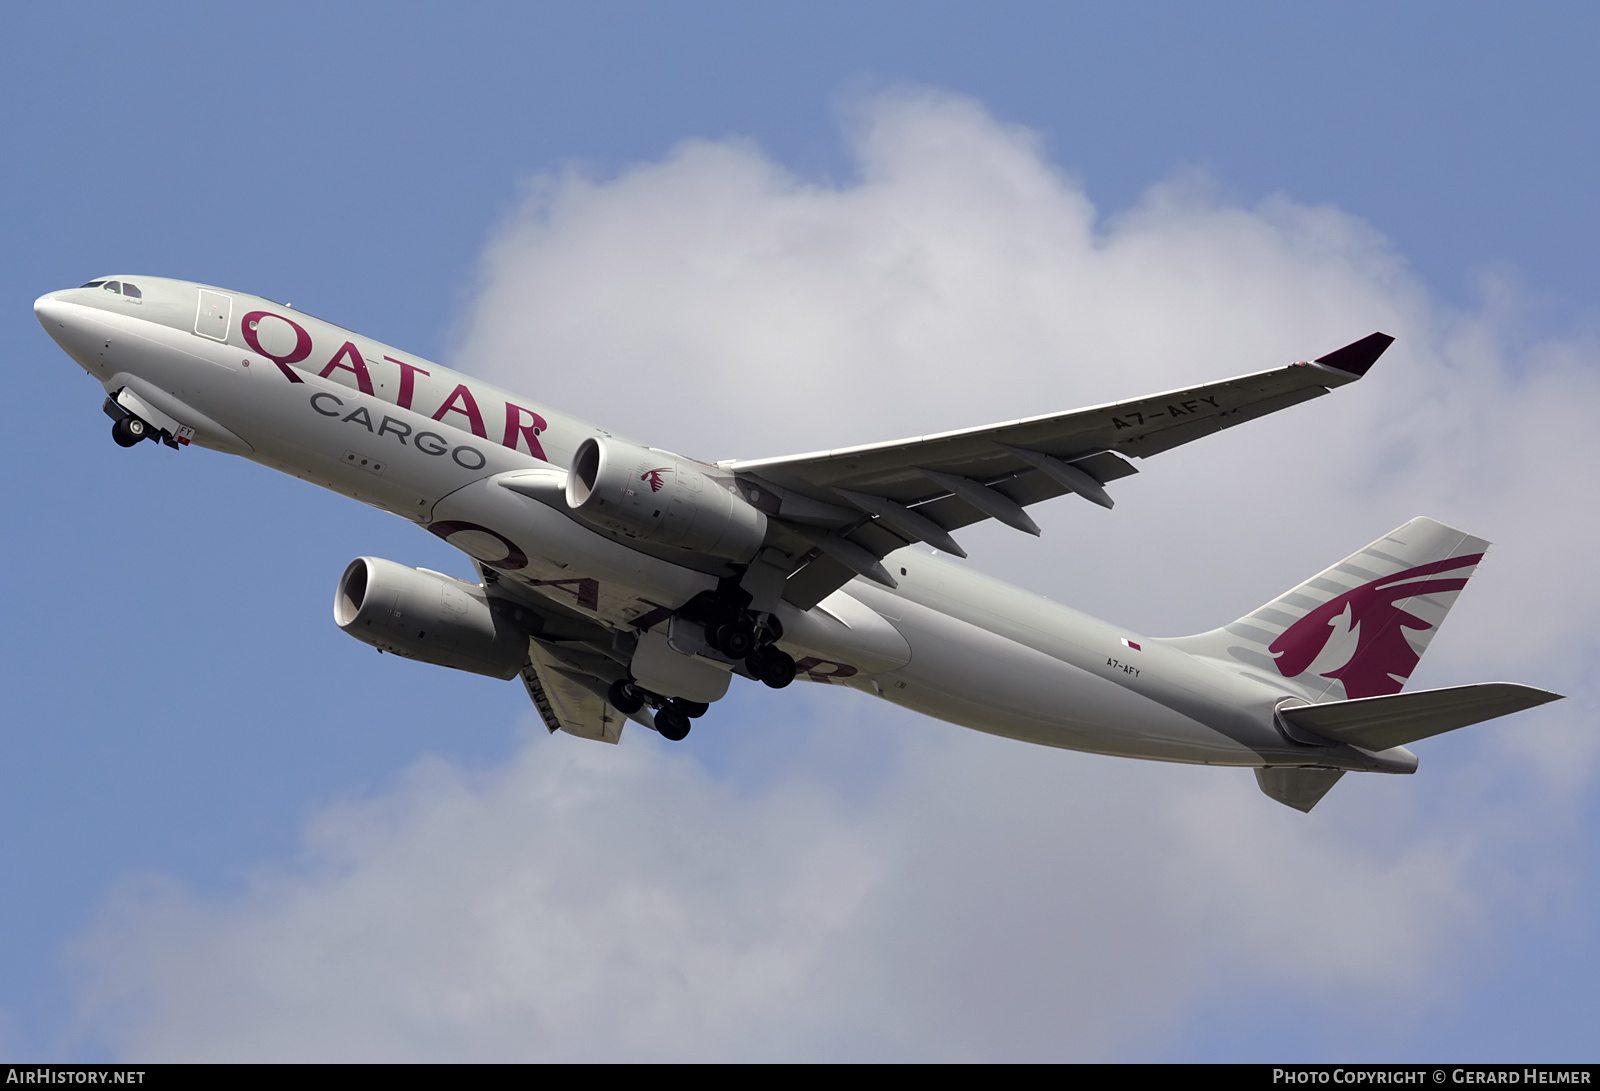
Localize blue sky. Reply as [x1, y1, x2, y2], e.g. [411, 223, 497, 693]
[3, 2, 1597, 1061]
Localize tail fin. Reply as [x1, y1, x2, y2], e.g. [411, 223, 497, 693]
[1164, 517, 1490, 703]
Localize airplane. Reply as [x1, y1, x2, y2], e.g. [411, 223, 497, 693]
[34, 275, 1562, 812]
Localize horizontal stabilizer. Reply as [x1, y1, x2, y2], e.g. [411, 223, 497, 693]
[1279, 683, 1563, 752]
[1256, 767, 1345, 812]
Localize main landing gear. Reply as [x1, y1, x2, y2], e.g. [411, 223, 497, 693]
[690, 583, 798, 690]
[603, 576, 801, 743]
[703, 613, 798, 692]
[609, 678, 711, 742]
[711, 617, 758, 659]
[654, 703, 694, 742]
[747, 644, 797, 689]
[605, 639, 795, 745]
[607, 678, 646, 716]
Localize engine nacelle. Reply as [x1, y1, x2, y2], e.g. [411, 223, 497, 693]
[334, 557, 527, 679]
[565, 436, 767, 563]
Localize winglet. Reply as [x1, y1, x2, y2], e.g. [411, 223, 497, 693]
[1315, 332, 1395, 377]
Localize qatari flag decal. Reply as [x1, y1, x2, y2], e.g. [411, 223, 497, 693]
[1121, 638, 1141, 651]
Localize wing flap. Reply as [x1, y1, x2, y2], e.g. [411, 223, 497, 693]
[521, 642, 630, 744]
[782, 554, 859, 611]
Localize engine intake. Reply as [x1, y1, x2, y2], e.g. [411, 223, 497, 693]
[565, 436, 767, 563]
[334, 557, 527, 679]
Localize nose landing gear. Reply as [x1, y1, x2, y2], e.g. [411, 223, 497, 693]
[102, 392, 191, 450]
[111, 415, 150, 447]
[103, 395, 157, 448]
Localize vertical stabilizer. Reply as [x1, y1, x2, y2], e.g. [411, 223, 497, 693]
[1164, 517, 1489, 703]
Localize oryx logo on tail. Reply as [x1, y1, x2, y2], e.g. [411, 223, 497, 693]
[1269, 554, 1482, 699]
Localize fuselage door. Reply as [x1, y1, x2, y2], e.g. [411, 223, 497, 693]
[194, 289, 232, 343]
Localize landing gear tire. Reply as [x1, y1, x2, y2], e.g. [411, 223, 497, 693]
[672, 698, 709, 719]
[607, 678, 645, 715]
[750, 646, 797, 689]
[111, 416, 148, 447]
[656, 707, 692, 741]
[714, 620, 757, 659]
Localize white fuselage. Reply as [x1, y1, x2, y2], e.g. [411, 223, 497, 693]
[36, 275, 1343, 770]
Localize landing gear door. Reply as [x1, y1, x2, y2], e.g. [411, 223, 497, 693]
[194, 289, 232, 343]
[114, 386, 195, 446]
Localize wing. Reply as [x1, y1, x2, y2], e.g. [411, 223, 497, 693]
[473, 562, 655, 745]
[726, 334, 1393, 609]
[520, 640, 645, 743]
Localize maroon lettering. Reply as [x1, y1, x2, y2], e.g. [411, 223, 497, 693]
[425, 520, 528, 570]
[240, 310, 311, 383]
[629, 603, 675, 631]
[431, 383, 487, 438]
[321, 342, 375, 395]
[502, 402, 549, 460]
[528, 577, 601, 612]
[385, 356, 430, 410]
[792, 657, 859, 683]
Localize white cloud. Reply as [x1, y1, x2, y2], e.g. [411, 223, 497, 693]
[73, 713, 1504, 1062]
[71, 89, 1597, 1060]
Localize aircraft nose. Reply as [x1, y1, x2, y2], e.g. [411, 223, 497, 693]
[34, 291, 72, 329]
[34, 290, 95, 359]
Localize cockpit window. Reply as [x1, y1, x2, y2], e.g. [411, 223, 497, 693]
[103, 281, 121, 294]
[79, 280, 106, 288]
[122, 282, 142, 299]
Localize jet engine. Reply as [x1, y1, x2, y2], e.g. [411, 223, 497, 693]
[334, 557, 527, 679]
[565, 436, 767, 563]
